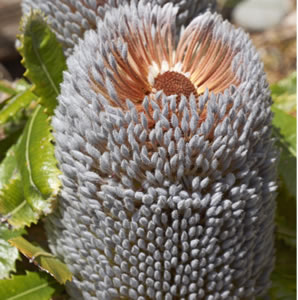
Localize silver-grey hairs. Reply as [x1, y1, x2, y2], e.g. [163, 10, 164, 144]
[23, 0, 278, 299]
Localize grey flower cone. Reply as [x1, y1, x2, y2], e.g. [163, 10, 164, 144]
[21, 0, 216, 56]
[45, 1, 278, 299]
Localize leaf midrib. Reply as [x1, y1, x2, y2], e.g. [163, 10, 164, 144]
[25, 106, 42, 195]
[29, 21, 59, 96]
[6, 281, 55, 300]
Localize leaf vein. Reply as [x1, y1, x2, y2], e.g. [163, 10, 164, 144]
[25, 106, 42, 195]
[6, 281, 55, 300]
[30, 22, 59, 96]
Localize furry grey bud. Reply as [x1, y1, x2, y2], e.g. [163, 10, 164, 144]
[45, 1, 277, 299]
[22, 0, 216, 56]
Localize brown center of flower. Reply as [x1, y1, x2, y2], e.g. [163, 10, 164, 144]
[153, 71, 198, 100]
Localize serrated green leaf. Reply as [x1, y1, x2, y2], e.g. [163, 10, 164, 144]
[0, 271, 61, 300]
[15, 105, 61, 215]
[0, 176, 39, 229]
[0, 146, 39, 228]
[0, 224, 26, 241]
[8, 237, 72, 284]
[0, 224, 25, 279]
[19, 12, 66, 115]
[0, 90, 37, 126]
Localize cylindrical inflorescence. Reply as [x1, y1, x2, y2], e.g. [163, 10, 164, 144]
[45, 1, 278, 299]
[21, 0, 216, 56]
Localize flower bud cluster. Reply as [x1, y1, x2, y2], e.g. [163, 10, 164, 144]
[22, 0, 216, 56]
[22, 0, 278, 299]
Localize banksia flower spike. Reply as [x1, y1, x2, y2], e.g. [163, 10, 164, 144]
[21, 0, 216, 56]
[46, 1, 278, 299]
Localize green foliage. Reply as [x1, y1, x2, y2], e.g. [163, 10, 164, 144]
[15, 105, 61, 216]
[0, 146, 18, 187]
[0, 128, 23, 163]
[271, 75, 296, 247]
[8, 237, 72, 285]
[0, 240, 19, 280]
[272, 106, 296, 249]
[270, 242, 296, 300]
[0, 79, 32, 99]
[0, 90, 37, 126]
[18, 12, 67, 115]
[0, 224, 25, 279]
[271, 72, 296, 115]
[0, 81, 16, 97]
[270, 72, 296, 300]
[0, 146, 39, 228]
[0, 11, 64, 295]
[0, 271, 61, 300]
[0, 177, 39, 229]
[0, 89, 32, 163]
[272, 106, 296, 157]
[0, 104, 61, 227]
[14, 79, 32, 93]
[275, 200, 296, 247]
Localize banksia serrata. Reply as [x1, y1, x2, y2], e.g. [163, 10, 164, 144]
[21, 0, 216, 56]
[45, 1, 278, 299]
